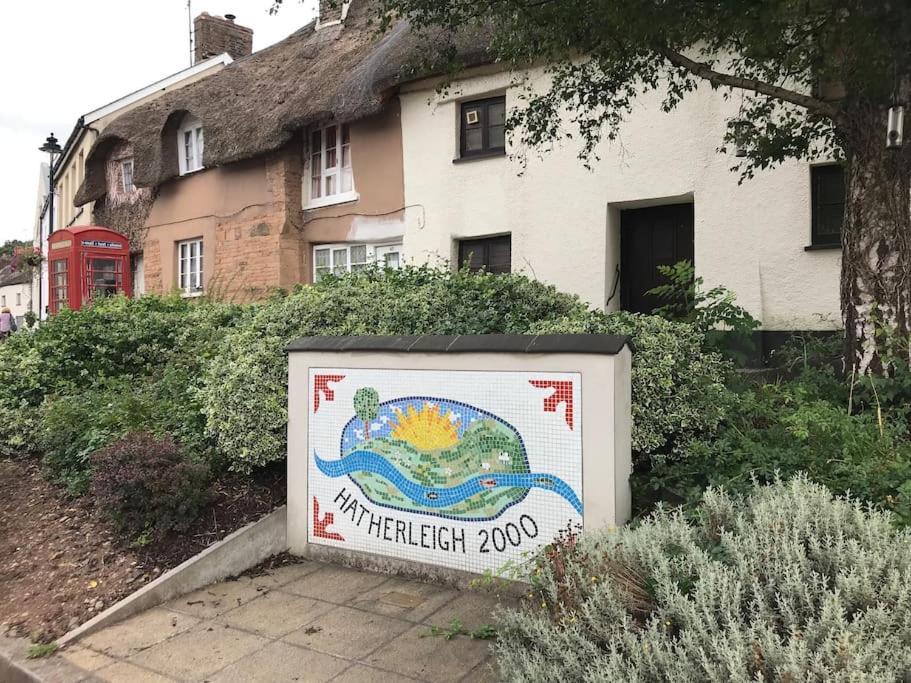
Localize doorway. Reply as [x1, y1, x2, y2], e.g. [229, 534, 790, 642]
[620, 203, 694, 314]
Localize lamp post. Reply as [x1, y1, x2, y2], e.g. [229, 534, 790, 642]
[38, 133, 62, 319]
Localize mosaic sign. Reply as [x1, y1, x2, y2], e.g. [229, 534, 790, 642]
[307, 368, 583, 575]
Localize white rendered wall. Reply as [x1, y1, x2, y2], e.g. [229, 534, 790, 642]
[399, 68, 842, 331]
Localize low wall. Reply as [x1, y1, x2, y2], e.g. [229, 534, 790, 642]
[59, 506, 287, 645]
[286, 334, 632, 579]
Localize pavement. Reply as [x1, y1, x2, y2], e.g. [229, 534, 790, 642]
[49, 559, 514, 682]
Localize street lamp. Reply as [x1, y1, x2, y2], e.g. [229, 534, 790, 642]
[38, 133, 63, 319]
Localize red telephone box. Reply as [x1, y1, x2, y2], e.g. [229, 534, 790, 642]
[47, 226, 132, 314]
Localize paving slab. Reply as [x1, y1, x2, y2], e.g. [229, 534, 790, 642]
[426, 590, 517, 631]
[80, 607, 199, 659]
[163, 578, 264, 620]
[282, 605, 411, 659]
[128, 623, 269, 680]
[349, 576, 460, 622]
[364, 623, 492, 683]
[215, 590, 335, 639]
[58, 646, 117, 672]
[245, 560, 325, 590]
[95, 661, 176, 682]
[282, 565, 390, 604]
[210, 640, 349, 682]
[332, 663, 423, 682]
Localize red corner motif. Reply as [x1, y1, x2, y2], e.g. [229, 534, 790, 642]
[530, 380, 575, 430]
[313, 374, 346, 413]
[313, 496, 344, 542]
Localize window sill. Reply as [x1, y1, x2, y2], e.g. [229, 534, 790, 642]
[178, 167, 205, 177]
[304, 191, 360, 210]
[181, 290, 205, 299]
[452, 150, 507, 164]
[804, 243, 841, 252]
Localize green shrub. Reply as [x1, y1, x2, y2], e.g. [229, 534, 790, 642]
[201, 267, 731, 472]
[531, 310, 735, 456]
[495, 475, 911, 681]
[639, 366, 911, 523]
[90, 432, 211, 538]
[0, 295, 240, 467]
[40, 370, 216, 494]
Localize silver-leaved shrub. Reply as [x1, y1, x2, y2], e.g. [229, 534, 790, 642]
[494, 475, 911, 682]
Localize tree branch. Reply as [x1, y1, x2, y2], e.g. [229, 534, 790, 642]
[658, 46, 840, 120]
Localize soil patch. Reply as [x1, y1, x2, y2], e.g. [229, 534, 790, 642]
[0, 458, 285, 643]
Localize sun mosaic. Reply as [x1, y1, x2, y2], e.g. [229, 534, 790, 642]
[389, 403, 461, 451]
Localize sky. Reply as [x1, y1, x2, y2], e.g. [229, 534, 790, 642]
[0, 0, 319, 245]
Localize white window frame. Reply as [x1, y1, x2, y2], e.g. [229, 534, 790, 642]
[121, 159, 135, 193]
[178, 116, 205, 176]
[177, 238, 204, 296]
[312, 243, 403, 281]
[304, 123, 358, 210]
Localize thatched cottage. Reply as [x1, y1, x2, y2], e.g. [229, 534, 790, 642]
[75, 1, 489, 301]
[76, 0, 843, 341]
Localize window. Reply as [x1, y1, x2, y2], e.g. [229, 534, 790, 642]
[307, 123, 354, 207]
[178, 116, 204, 175]
[0, 295, 5, 307]
[811, 165, 845, 247]
[16, 292, 21, 306]
[313, 243, 403, 281]
[460, 96, 506, 158]
[458, 235, 511, 274]
[177, 239, 204, 295]
[85, 257, 123, 301]
[50, 259, 68, 314]
[121, 159, 135, 193]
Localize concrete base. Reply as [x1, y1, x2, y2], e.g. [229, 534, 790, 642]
[59, 506, 288, 647]
[305, 543, 525, 597]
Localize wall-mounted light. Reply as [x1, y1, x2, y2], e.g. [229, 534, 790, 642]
[887, 105, 905, 150]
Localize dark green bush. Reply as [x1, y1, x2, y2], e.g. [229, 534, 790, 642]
[90, 432, 211, 538]
[638, 365, 911, 523]
[40, 370, 214, 494]
[0, 295, 240, 468]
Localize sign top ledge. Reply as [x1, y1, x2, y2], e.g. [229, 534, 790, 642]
[286, 334, 631, 356]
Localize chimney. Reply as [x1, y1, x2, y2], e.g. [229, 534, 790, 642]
[317, 0, 351, 28]
[194, 12, 253, 62]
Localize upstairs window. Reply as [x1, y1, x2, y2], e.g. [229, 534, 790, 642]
[460, 96, 506, 159]
[121, 159, 135, 193]
[307, 123, 354, 207]
[811, 165, 845, 247]
[178, 116, 204, 175]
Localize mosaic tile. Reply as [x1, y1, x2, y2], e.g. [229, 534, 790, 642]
[307, 369, 583, 575]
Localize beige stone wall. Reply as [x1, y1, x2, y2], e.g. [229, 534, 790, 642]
[299, 102, 407, 282]
[140, 100, 407, 300]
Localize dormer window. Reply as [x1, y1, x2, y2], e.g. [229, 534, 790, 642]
[178, 116, 204, 175]
[121, 159, 135, 193]
[305, 123, 357, 209]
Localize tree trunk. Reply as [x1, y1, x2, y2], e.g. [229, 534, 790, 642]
[840, 107, 911, 375]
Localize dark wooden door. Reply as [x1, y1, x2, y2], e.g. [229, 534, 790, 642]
[620, 204, 694, 314]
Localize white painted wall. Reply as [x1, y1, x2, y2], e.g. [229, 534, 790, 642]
[399, 68, 842, 331]
[0, 281, 33, 328]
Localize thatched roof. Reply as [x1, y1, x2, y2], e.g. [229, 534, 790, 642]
[77, 2, 494, 206]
